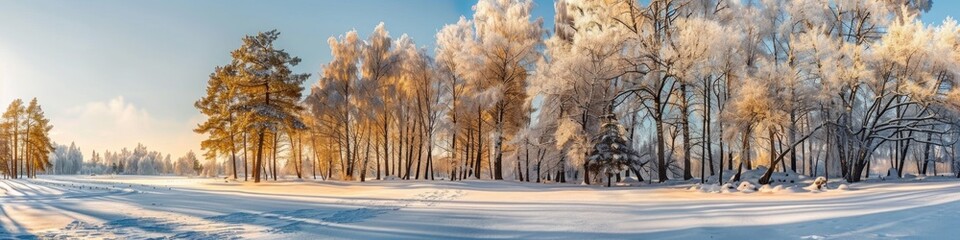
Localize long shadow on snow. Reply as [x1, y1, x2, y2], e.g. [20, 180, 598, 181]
[9, 176, 960, 239]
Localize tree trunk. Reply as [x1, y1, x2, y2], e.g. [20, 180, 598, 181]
[525, 142, 531, 182]
[427, 128, 435, 180]
[254, 129, 265, 183]
[361, 133, 371, 182]
[583, 159, 591, 185]
[290, 133, 302, 179]
[606, 173, 612, 187]
[733, 128, 751, 182]
[397, 118, 405, 178]
[516, 157, 523, 182]
[922, 131, 934, 175]
[327, 141, 334, 180]
[406, 123, 415, 180]
[12, 121, 18, 179]
[680, 83, 692, 180]
[272, 132, 279, 181]
[897, 136, 912, 178]
[376, 137, 382, 180]
[475, 108, 484, 179]
[655, 115, 668, 183]
[384, 108, 390, 178]
[536, 148, 543, 183]
[769, 128, 776, 170]
[493, 105, 504, 180]
[415, 123, 424, 180]
[466, 127, 474, 179]
[244, 133, 249, 181]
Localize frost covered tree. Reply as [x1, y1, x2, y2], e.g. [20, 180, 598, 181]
[402, 43, 443, 180]
[464, 0, 544, 180]
[436, 16, 496, 180]
[308, 29, 361, 181]
[436, 17, 475, 181]
[307, 24, 441, 181]
[52, 142, 83, 174]
[196, 0, 960, 184]
[604, 0, 708, 182]
[175, 150, 200, 176]
[531, 0, 632, 184]
[360, 23, 403, 180]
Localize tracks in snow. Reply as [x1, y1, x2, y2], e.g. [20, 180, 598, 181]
[28, 188, 465, 239]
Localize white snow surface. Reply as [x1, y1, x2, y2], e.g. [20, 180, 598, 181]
[1, 175, 959, 239]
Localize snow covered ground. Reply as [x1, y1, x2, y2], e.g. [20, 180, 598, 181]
[1, 175, 959, 239]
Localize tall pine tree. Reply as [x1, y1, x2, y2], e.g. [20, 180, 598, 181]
[195, 64, 241, 180]
[229, 30, 310, 183]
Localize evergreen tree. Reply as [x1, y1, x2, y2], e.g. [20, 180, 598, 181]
[3, 99, 24, 178]
[587, 109, 639, 187]
[229, 30, 310, 183]
[195, 64, 241, 180]
[0, 98, 53, 178]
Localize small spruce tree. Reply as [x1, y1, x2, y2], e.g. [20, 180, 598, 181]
[587, 110, 640, 187]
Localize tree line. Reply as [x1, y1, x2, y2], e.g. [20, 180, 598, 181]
[48, 143, 214, 177]
[195, 0, 960, 185]
[1, 98, 54, 179]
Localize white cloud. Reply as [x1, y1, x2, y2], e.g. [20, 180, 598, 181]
[52, 96, 202, 156]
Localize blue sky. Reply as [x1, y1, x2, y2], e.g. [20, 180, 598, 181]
[0, 0, 953, 157]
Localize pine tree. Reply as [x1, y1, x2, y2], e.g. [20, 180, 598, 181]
[228, 30, 310, 183]
[24, 98, 54, 178]
[2, 99, 24, 179]
[195, 64, 241, 180]
[587, 109, 639, 187]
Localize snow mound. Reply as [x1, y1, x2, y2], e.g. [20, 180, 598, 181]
[692, 181, 803, 194]
[737, 182, 757, 193]
[381, 176, 401, 181]
[720, 183, 736, 193]
[758, 184, 774, 193]
[804, 176, 828, 192]
[758, 184, 796, 193]
[690, 184, 723, 193]
[621, 176, 640, 183]
[887, 168, 900, 177]
[689, 183, 743, 193]
[836, 184, 850, 191]
[736, 167, 801, 184]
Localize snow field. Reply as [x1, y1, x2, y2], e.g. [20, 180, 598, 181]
[1, 175, 959, 239]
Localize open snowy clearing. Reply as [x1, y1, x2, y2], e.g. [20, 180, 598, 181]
[1, 176, 959, 239]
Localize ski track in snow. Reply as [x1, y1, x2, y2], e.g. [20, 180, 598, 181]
[6, 177, 465, 239]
